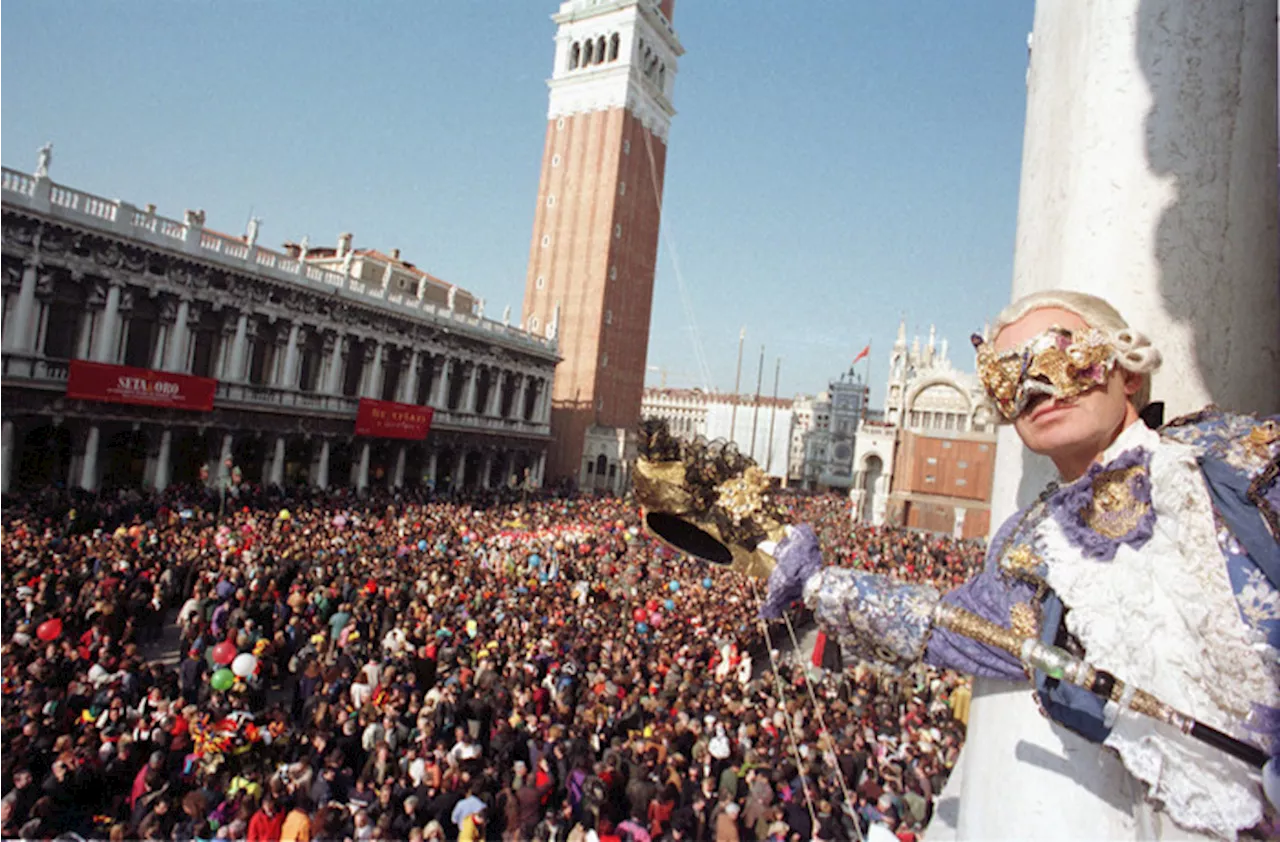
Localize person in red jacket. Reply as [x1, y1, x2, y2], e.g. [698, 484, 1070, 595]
[247, 795, 286, 842]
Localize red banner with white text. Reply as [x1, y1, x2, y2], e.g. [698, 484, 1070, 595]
[355, 398, 434, 440]
[66, 360, 216, 411]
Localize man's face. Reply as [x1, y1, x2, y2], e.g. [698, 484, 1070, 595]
[13, 770, 31, 789]
[994, 308, 1138, 476]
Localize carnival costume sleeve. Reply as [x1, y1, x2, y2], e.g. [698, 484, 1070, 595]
[763, 518, 1029, 679]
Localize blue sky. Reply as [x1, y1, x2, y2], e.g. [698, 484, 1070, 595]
[1, 2, 1032, 405]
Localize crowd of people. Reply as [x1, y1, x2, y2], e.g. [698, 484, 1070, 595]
[2, 481, 984, 842]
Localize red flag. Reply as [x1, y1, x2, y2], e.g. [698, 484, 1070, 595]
[852, 343, 870, 365]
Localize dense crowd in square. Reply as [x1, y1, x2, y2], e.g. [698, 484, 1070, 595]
[1, 482, 982, 842]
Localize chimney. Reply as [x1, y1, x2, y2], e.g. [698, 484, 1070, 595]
[337, 232, 353, 258]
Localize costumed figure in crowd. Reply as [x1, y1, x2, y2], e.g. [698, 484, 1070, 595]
[635, 290, 1279, 840]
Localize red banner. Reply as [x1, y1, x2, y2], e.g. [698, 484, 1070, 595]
[66, 360, 216, 411]
[355, 398, 434, 440]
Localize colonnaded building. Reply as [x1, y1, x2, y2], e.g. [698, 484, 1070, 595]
[0, 156, 558, 493]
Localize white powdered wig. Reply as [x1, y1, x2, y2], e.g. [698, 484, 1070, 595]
[993, 290, 1163, 410]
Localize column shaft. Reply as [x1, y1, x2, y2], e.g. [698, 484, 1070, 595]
[355, 442, 371, 490]
[1, 420, 14, 493]
[80, 425, 101, 491]
[153, 429, 173, 491]
[315, 439, 330, 489]
[3, 263, 39, 353]
[281, 323, 301, 389]
[392, 445, 407, 487]
[91, 283, 122, 363]
[164, 299, 191, 372]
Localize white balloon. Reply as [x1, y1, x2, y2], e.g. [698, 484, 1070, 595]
[231, 652, 257, 678]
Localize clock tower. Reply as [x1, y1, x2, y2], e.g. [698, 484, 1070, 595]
[522, 0, 682, 488]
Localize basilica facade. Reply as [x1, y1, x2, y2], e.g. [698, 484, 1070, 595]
[851, 320, 997, 539]
[0, 161, 557, 493]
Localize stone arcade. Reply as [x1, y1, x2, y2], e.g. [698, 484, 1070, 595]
[0, 161, 558, 494]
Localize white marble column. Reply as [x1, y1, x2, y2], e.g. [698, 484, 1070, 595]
[152, 429, 173, 491]
[280, 322, 301, 390]
[485, 372, 503, 417]
[79, 425, 101, 491]
[149, 323, 168, 371]
[429, 357, 450, 409]
[938, 2, 1280, 840]
[392, 445, 407, 487]
[91, 281, 123, 363]
[1, 420, 14, 493]
[314, 439, 330, 489]
[534, 379, 551, 423]
[355, 442, 371, 490]
[324, 333, 346, 395]
[3, 261, 39, 353]
[226, 312, 249, 381]
[533, 451, 546, 488]
[74, 313, 93, 360]
[514, 373, 530, 420]
[215, 433, 234, 486]
[426, 450, 439, 488]
[480, 451, 494, 489]
[164, 298, 191, 372]
[462, 363, 479, 414]
[452, 450, 466, 491]
[360, 342, 384, 399]
[268, 436, 286, 486]
[401, 351, 421, 404]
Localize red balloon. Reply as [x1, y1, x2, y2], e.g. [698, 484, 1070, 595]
[645, 599, 658, 612]
[212, 641, 237, 666]
[36, 618, 62, 642]
[632, 608, 647, 623]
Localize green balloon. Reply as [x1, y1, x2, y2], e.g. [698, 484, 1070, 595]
[210, 668, 235, 692]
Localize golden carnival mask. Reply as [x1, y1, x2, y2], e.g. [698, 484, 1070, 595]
[972, 326, 1117, 420]
[633, 420, 784, 580]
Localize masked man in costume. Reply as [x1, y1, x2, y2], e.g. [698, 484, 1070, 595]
[639, 290, 1279, 840]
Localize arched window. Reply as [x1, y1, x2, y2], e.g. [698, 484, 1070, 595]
[596, 454, 608, 476]
[569, 42, 581, 70]
[608, 33, 620, 61]
[596, 35, 606, 64]
[583, 39, 594, 65]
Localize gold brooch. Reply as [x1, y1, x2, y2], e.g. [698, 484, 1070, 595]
[1002, 544, 1042, 575]
[1085, 463, 1150, 540]
[1247, 421, 1279, 460]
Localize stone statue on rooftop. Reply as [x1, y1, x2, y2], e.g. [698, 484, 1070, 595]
[35, 143, 52, 179]
[246, 217, 262, 247]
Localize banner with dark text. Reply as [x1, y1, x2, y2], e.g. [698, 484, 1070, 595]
[66, 360, 217, 411]
[355, 398, 434, 440]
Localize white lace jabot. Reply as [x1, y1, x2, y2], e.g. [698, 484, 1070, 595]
[1036, 421, 1274, 839]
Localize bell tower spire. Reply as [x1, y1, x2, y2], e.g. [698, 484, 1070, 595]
[523, 1, 684, 487]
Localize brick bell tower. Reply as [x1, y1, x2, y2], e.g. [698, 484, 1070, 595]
[522, 0, 682, 489]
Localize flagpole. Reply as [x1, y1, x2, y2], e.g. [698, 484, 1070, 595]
[863, 339, 872, 422]
[730, 327, 745, 436]
[765, 356, 781, 475]
[748, 344, 765, 459]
